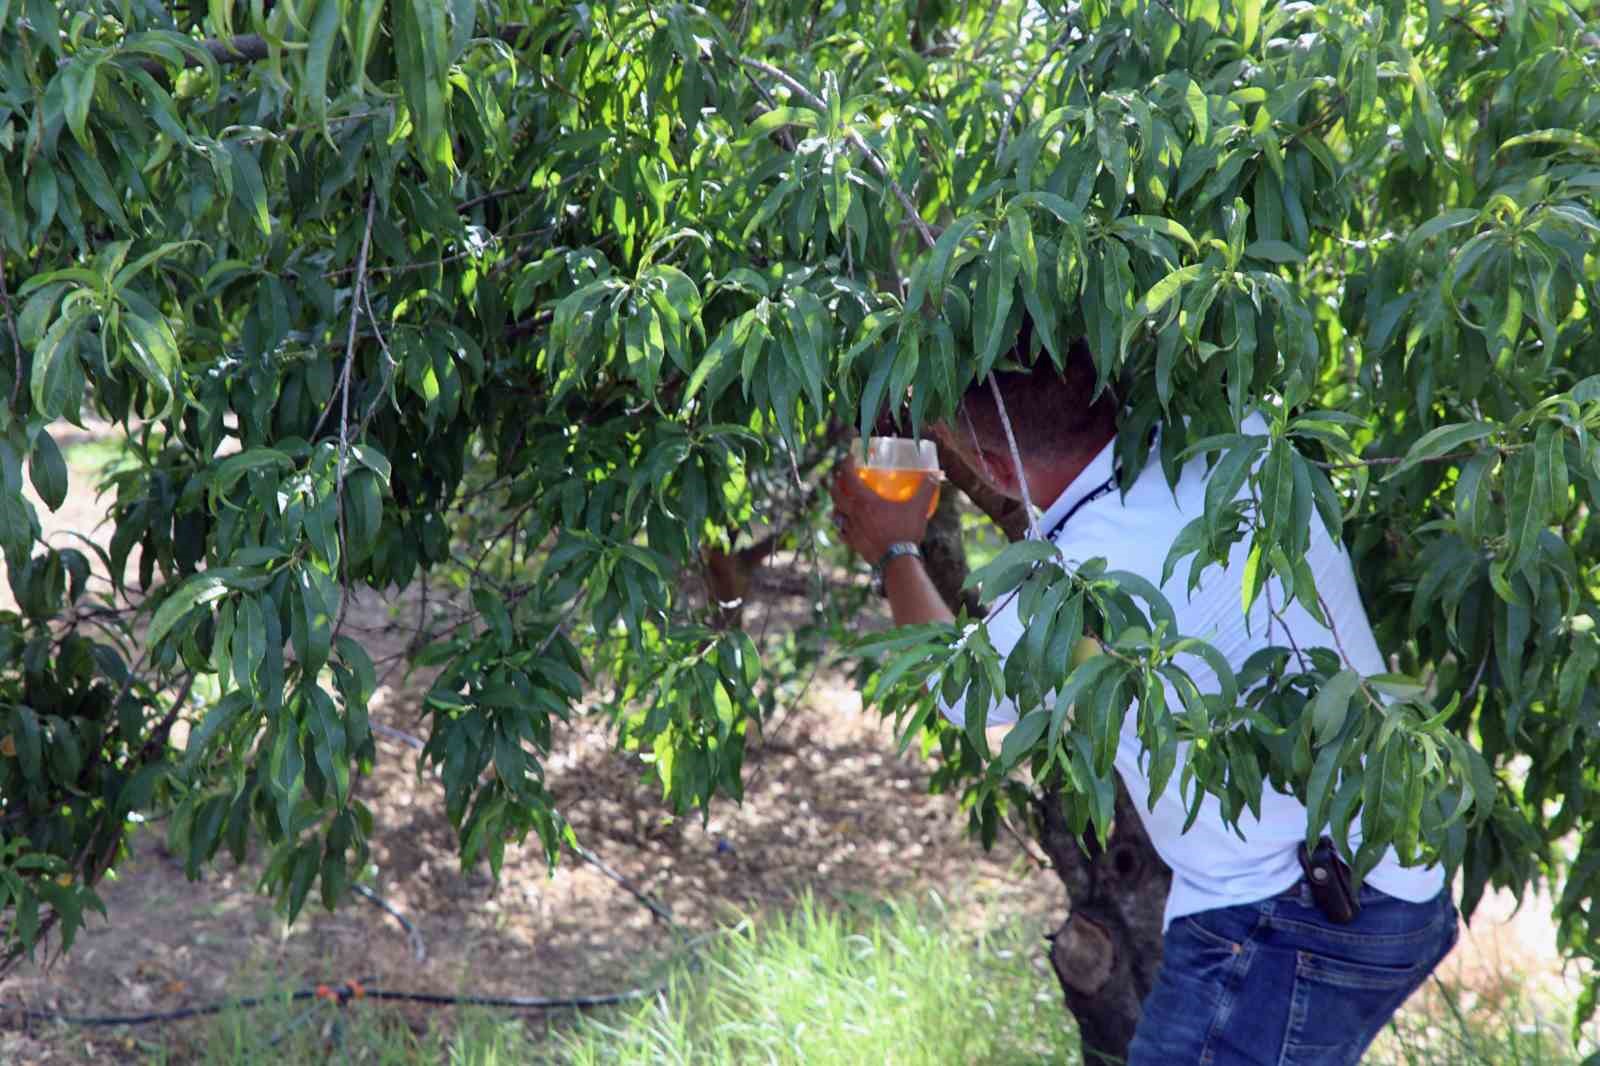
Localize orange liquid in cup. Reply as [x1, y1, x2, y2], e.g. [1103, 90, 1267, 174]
[856, 468, 940, 517]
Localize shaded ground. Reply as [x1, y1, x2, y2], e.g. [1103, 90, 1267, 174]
[3, 673, 1048, 1063]
[0, 428, 1588, 1063]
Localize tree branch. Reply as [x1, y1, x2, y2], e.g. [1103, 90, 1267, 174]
[1, 249, 22, 412]
[995, 25, 1072, 163]
[327, 193, 377, 644]
[1309, 449, 1479, 470]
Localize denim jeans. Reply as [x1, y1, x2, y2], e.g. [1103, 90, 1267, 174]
[1126, 881, 1459, 1066]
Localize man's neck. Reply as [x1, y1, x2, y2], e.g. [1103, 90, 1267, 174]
[1027, 427, 1116, 506]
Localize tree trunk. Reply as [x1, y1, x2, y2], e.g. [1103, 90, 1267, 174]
[919, 477, 982, 617]
[1034, 783, 1170, 1063]
[919, 478, 1171, 1066]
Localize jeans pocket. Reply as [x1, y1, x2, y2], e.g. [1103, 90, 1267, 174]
[1281, 950, 1430, 1066]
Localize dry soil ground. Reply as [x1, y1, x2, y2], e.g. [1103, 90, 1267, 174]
[0, 430, 1587, 1063]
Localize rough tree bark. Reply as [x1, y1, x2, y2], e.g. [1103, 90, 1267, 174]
[919, 474, 982, 618]
[1034, 782, 1170, 1063]
[918, 467, 1171, 1066]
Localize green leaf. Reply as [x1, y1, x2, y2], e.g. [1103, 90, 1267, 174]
[30, 300, 91, 419]
[147, 572, 234, 650]
[1367, 673, 1427, 700]
[119, 311, 180, 416]
[1237, 0, 1261, 49]
[1183, 77, 1209, 144]
[1243, 240, 1303, 263]
[184, 692, 252, 768]
[1384, 422, 1496, 479]
[303, 0, 341, 139]
[1405, 208, 1478, 252]
[343, 469, 384, 563]
[1115, 215, 1199, 255]
[1130, 265, 1204, 322]
[227, 144, 273, 237]
[62, 58, 99, 152]
[28, 431, 68, 512]
[742, 106, 821, 142]
[908, 215, 979, 315]
[1305, 743, 1341, 845]
[1258, 438, 1293, 536]
[233, 595, 268, 692]
[1310, 670, 1361, 746]
[1008, 208, 1039, 286]
[1498, 128, 1600, 158]
[208, 449, 293, 508]
[395, 0, 453, 169]
[999, 710, 1048, 770]
[1407, 57, 1446, 162]
[1503, 449, 1545, 576]
[962, 539, 1060, 596]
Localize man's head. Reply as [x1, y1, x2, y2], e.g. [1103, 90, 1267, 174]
[934, 322, 1117, 502]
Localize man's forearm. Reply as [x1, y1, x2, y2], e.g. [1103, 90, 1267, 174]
[882, 553, 956, 627]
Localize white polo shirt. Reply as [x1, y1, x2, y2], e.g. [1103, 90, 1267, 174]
[939, 420, 1444, 926]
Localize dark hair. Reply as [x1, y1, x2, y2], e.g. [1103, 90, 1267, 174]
[956, 321, 1117, 460]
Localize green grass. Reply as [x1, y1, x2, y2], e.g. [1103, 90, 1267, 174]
[553, 893, 1078, 1066]
[139, 992, 543, 1065]
[1366, 972, 1590, 1066]
[128, 893, 1590, 1065]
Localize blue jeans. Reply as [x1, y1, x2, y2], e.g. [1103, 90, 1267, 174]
[1126, 881, 1458, 1066]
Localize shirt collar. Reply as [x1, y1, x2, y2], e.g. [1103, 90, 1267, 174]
[1036, 437, 1118, 536]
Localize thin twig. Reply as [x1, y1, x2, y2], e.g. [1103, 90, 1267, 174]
[324, 226, 556, 281]
[457, 187, 517, 214]
[995, 25, 1072, 163]
[969, 0, 1005, 59]
[312, 195, 376, 443]
[571, 843, 679, 931]
[740, 70, 797, 152]
[986, 374, 1042, 540]
[232, 109, 388, 148]
[1, 249, 22, 411]
[137, 671, 198, 763]
[1461, 650, 1490, 705]
[999, 811, 1051, 869]
[354, 281, 399, 441]
[328, 194, 378, 644]
[1262, 555, 1310, 673]
[372, 722, 425, 751]
[534, 595, 588, 658]
[1309, 449, 1477, 470]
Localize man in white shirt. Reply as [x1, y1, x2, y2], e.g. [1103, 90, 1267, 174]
[828, 337, 1457, 1065]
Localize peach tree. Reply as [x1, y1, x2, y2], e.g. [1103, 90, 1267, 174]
[0, 0, 1597, 1055]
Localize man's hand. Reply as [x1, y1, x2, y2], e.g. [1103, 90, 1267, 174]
[827, 455, 938, 565]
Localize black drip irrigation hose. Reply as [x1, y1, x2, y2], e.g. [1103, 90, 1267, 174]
[0, 980, 371, 1028]
[352, 883, 428, 962]
[1, 726, 700, 1036]
[0, 847, 695, 1033]
[0, 977, 664, 1030]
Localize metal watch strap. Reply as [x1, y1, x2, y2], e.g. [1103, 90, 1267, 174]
[872, 542, 923, 596]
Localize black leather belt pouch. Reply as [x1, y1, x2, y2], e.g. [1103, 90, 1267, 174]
[1298, 837, 1361, 924]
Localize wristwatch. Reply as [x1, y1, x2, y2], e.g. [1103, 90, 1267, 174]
[871, 541, 923, 597]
